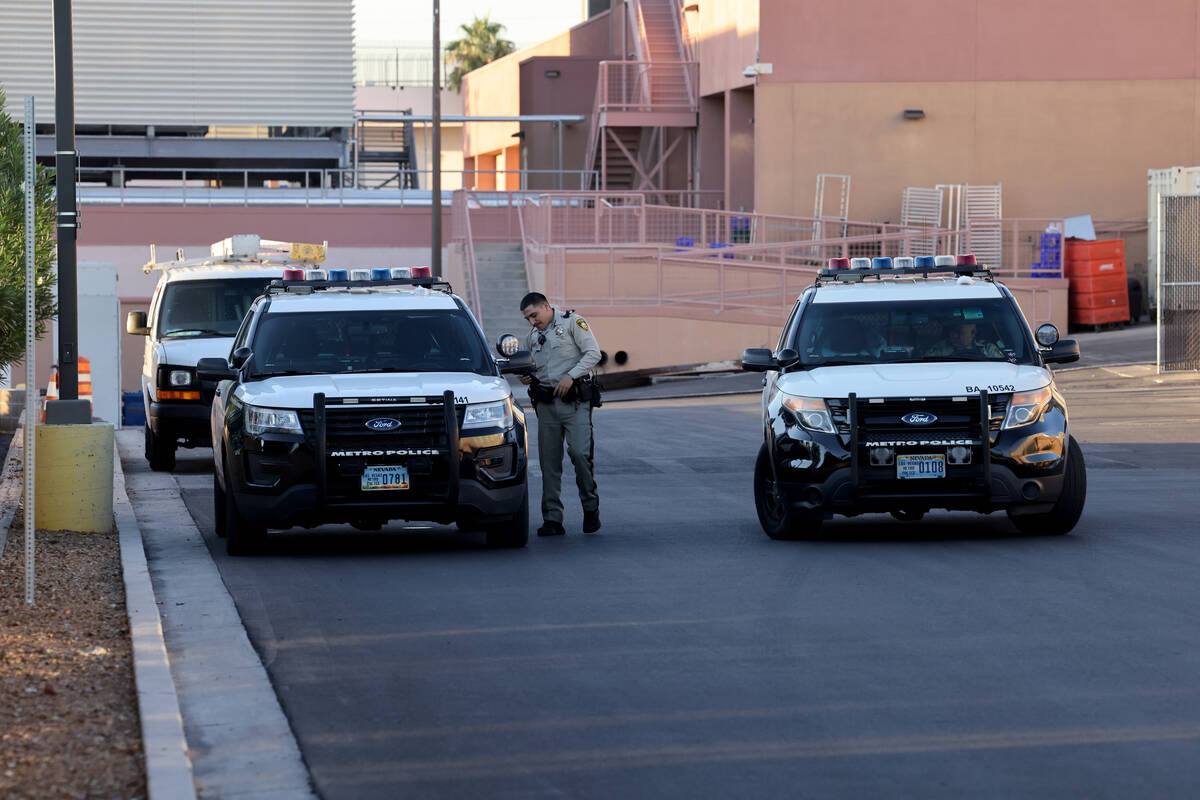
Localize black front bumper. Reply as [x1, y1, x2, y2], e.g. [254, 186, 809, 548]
[769, 391, 1069, 517]
[228, 391, 528, 529]
[148, 398, 210, 445]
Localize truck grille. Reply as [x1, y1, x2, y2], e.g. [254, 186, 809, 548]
[827, 394, 1009, 437]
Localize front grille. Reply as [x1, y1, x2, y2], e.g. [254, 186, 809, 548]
[298, 404, 466, 449]
[297, 404, 466, 502]
[827, 394, 1010, 437]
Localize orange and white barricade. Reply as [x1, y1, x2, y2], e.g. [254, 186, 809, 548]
[40, 356, 93, 422]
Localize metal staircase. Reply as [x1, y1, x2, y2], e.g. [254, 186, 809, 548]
[354, 111, 419, 188]
[585, 0, 698, 192]
[472, 243, 531, 347]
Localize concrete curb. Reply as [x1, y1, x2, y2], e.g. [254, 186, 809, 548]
[113, 440, 200, 800]
[0, 416, 24, 557]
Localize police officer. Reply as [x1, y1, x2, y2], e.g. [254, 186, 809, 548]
[518, 292, 602, 536]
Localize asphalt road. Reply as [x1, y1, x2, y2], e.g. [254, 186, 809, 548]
[168, 365, 1200, 798]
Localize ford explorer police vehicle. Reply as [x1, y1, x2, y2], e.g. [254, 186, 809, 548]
[197, 268, 535, 555]
[742, 255, 1086, 540]
[126, 235, 326, 471]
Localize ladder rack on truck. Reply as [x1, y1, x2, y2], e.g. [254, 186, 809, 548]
[143, 234, 327, 273]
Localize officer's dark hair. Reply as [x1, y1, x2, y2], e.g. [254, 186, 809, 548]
[520, 292, 549, 311]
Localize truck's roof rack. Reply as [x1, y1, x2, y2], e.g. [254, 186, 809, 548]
[143, 234, 327, 274]
[266, 277, 455, 296]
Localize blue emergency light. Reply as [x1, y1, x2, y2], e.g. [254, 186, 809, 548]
[914, 256, 936, 268]
[872, 257, 892, 269]
[371, 268, 391, 280]
[327, 269, 349, 280]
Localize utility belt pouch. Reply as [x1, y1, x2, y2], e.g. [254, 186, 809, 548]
[576, 376, 602, 408]
[530, 383, 556, 407]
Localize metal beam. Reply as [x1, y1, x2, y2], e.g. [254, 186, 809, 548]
[356, 114, 586, 124]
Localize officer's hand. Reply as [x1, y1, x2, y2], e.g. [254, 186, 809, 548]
[519, 375, 534, 385]
[553, 375, 574, 398]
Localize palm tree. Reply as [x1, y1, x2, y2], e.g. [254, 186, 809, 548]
[444, 15, 516, 91]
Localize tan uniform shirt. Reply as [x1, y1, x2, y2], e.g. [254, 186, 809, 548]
[528, 308, 601, 384]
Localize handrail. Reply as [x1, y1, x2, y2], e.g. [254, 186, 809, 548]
[459, 194, 484, 323]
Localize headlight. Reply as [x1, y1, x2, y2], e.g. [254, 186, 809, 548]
[169, 369, 193, 387]
[780, 394, 836, 434]
[245, 405, 302, 436]
[462, 398, 514, 430]
[1003, 386, 1052, 429]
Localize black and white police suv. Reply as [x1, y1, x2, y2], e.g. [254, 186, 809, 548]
[742, 254, 1086, 540]
[198, 268, 535, 555]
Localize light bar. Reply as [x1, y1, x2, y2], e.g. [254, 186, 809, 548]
[305, 269, 326, 280]
[371, 268, 392, 280]
[828, 258, 850, 270]
[390, 267, 412, 279]
[872, 257, 892, 269]
[934, 255, 957, 267]
[350, 269, 371, 281]
[893, 257, 915, 269]
[956, 254, 977, 266]
[914, 256, 936, 268]
[849, 258, 871, 270]
[411, 266, 433, 278]
[282, 268, 305, 280]
[327, 268, 349, 280]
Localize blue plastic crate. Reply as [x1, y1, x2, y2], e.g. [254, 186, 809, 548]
[122, 390, 145, 426]
[675, 237, 695, 251]
[709, 242, 735, 259]
[1029, 262, 1061, 278]
[1039, 249, 1061, 265]
[1040, 232, 1062, 249]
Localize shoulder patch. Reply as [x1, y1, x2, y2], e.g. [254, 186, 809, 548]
[576, 317, 589, 331]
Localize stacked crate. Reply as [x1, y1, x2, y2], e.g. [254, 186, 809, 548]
[1065, 239, 1129, 326]
[1031, 232, 1063, 277]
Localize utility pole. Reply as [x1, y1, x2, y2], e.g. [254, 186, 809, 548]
[50, 0, 88, 423]
[431, 0, 442, 275]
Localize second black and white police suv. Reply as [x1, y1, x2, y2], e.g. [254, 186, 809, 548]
[199, 267, 535, 555]
[742, 255, 1086, 540]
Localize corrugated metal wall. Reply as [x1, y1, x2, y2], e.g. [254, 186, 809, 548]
[1, 0, 354, 127]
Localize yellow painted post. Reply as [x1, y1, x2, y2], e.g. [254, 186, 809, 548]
[35, 423, 114, 533]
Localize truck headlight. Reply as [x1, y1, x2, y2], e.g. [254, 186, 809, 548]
[245, 405, 302, 436]
[168, 369, 193, 387]
[462, 398, 513, 430]
[780, 394, 836, 434]
[1003, 387, 1052, 429]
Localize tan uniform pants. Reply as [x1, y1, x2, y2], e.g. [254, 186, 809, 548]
[535, 398, 598, 523]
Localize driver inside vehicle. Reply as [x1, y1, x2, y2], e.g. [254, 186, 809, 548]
[924, 319, 1003, 359]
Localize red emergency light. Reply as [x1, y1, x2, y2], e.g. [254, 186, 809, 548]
[282, 268, 306, 280]
[955, 254, 977, 266]
[828, 258, 851, 270]
[410, 266, 432, 278]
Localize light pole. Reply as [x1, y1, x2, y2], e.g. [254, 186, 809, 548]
[431, 0, 442, 275]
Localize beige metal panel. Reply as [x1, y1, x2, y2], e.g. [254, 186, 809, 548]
[1, 0, 353, 127]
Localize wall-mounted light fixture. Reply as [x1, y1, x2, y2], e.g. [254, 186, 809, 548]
[544, 69, 561, 79]
[903, 109, 926, 120]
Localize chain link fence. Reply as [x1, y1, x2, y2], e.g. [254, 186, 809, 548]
[1158, 195, 1200, 371]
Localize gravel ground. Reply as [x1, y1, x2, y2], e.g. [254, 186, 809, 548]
[0, 513, 146, 800]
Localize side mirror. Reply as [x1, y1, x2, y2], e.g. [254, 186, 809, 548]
[1035, 323, 1060, 347]
[499, 350, 536, 375]
[741, 348, 776, 372]
[230, 347, 253, 370]
[126, 310, 149, 335]
[1042, 338, 1080, 365]
[496, 333, 522, 358]
[196, 357, 236, 382]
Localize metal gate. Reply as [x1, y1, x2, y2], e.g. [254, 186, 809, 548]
[1157, 194, 1200, 371]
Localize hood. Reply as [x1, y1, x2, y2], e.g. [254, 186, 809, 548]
[158, 336, 235, 368]
[238, 372, 509, 408]
[777, 361, 1050, 399]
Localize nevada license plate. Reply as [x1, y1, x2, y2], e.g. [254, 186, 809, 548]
[896, 454, 945, 480]
[361, 465, 410, 491]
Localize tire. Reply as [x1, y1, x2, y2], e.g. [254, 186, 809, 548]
[485, 488, 530, 549]
[223, 455, 266, 556]
[753, 443, 823, 540]
[213, 472, 228, 539]
[1008, 436, 1087, 536]
[145, 423, 176, 472]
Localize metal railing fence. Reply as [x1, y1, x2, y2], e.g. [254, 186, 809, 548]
[1157, 195, 1200, 371]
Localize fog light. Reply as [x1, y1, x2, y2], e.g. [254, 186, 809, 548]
[869, 446, 894, 466]
[1022, 482, 1041, 500]
[948, 446, 972, 465]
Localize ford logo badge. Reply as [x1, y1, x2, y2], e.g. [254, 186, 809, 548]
[901, 412, 937, 426]
[364, 417, 402, 432]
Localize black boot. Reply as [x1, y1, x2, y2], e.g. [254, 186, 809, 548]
[583, 509, 601, 533]
[537, 520, 565, 537]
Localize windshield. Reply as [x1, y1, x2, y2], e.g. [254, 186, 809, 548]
[157, 279, 272, 338]
[247, 309, 492, 378]
[791, 298, 1036, 367]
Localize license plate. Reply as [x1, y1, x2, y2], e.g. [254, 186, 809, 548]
[896, 454, 945, 480]
[361, 465, 409, 491]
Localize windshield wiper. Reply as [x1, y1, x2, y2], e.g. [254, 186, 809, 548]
[805, 359, 876, 367]
[249, 370, 313, 380]
[889, 356, 994, 363]
[162, 328, 229, 337]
